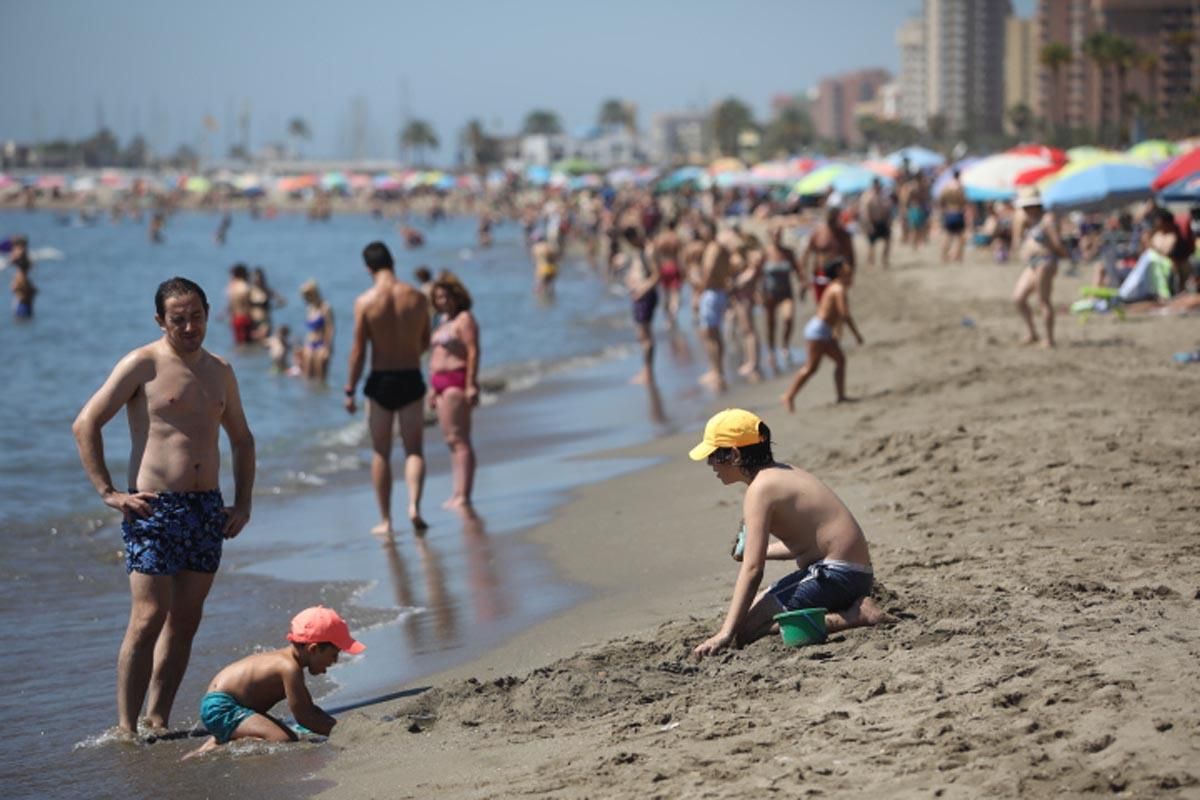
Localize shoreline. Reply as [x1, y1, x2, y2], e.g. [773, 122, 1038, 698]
[305, 246, 1200, 798]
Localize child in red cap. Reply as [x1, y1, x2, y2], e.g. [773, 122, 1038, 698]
[183, 606, 365, 759]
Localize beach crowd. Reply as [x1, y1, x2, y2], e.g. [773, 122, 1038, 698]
[4, 145, 1198, 758]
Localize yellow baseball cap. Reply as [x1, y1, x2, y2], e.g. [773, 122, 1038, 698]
[688, 408, 764, 461]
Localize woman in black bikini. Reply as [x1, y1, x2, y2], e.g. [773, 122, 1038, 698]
[761, 227, 806, 375]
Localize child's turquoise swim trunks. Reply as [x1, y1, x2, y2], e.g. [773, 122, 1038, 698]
[200, 691, 256, 743]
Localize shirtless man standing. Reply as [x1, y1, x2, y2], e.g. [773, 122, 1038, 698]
[859, 178, 894, 268]
[73, 277, 255, 736]
[803, 206, 855, 303]
[693, 222, 734, 391]
[939, 169, 968, 264]
[689, 409, 890, 659]
[344, 241, 432, 533]
[225, 264, 254, 345]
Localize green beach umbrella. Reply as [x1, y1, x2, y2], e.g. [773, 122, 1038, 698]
[184, 176, 212, 193]
[794, 163, 848, 196]
[554, 158, 602, 176]
[1127, 140, 1178, 164]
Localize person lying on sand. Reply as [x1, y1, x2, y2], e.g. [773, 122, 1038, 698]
[183, 607, 364, 759]
[688, 409, 891, 659]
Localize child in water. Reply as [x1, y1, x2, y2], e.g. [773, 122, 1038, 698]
[266, 324, 293, 374]
[183, 607, 365, 759]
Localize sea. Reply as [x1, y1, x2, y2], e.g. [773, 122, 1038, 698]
[0, 207, 731, 799]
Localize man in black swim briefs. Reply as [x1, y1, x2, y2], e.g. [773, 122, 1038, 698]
[363, 369, 426, 410]
[345, 241, 433, 532]
[74, 276, 256, 736]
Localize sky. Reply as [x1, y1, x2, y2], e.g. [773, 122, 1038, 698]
[1, 0, 1035, 164]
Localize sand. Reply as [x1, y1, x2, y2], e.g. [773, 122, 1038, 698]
[313, 245, 1200, 798]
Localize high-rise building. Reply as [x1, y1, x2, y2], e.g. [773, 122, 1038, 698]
[1036, 0, 1199, 133]
[897, 17, 928, 127]
[649, 111, 710, 166]
[814, 68, 892, 146]
[924, 0, 1013, 134]
[1005, 16, 1038, 133]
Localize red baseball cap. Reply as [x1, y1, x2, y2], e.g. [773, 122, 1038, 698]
[286, 606, 366, 654]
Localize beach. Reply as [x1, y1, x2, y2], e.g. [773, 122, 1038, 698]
[308, 247, 1200, 798]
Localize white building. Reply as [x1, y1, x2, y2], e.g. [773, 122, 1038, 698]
[649, 111, 710, 166]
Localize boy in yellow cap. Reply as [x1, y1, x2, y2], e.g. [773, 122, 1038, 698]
[689, 409, 891, 659]
[183, 606, 365, 759]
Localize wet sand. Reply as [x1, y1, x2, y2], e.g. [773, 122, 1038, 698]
[306, 244, 1200, 798]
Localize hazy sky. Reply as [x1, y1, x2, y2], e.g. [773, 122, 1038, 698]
[2, 0, 1034, 162]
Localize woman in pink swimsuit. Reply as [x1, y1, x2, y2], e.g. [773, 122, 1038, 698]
[428, 271, 481, 509]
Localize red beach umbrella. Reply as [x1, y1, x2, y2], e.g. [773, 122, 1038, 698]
[1008, 144, 1068, 164]
[1014, 163, 1065, 186]
[1151, 147, 1200, 191]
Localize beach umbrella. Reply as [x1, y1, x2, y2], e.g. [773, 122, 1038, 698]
[35, 175, 67, 190]
[372, 174, 402, 191]
[348, 173, 372, 190]
[99, 169, 127, 189]
[554, 158, 602, 176]
[794, 163, 849, 196]
[658, 165, 706, 190]
[1007, 143, 1068, 164]
[1041, 162, 1156, 212]
[831, 166, 892, 196]
[886, 146, 944, 172]
[1065, 146, 1113, 163]
[525, 165, 551, 186]
[184, 176, 212, 193]
[861, 159, 899, 180]
[233, 174, 262, 192]
[321, 171, 348, 190]
[0, 174, 16, 190]
[788, 156, 819, 175]
[71, 176, 97, 193]
[708, 157, 745, 175]
[1037, 152, 1147, 189]
[930, 157, 981, 199]
[1014, 163, 1065, 186]
[1127, 139, 1178, 164]
[1151, 147, 1200, 191]
[960, 154, 1051, 201]
[1158, 173, 1200, 203]
[751, 160, 799, 183]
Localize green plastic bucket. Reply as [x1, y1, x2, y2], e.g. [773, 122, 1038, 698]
[774, 607, 827, 647]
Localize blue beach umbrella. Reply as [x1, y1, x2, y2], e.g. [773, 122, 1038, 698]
[831, 166, 893, 196]
[1041, 162, 1156, 212]
[1159, 172, 1200, 203]
[886, 146, 945, 172]
[524, 165, 551, 186]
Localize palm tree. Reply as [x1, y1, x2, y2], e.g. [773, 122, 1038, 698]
[287, 117, 311, 159]
[459, 118, 500, 172]
[522, 109, 562, 136]
[597, 98, 634, 131]
[400, 119, 439, 166]
[762, 104, 814, 157]
[1007, 103, 1036, 141]
[1105, 35, 1139, 142]
[1039, 42, 1073, 136]
[710, 97, 756, 157]
[1083, 32, 1116, 139]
